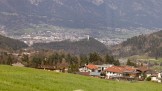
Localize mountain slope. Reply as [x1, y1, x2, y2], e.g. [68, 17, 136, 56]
[112, 30, 162, 57]
[0, 34, 28, 51]
[32, 37, 108, 54]
[1, 0, 162, 31]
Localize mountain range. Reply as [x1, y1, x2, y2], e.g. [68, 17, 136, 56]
[1, 0, 162, 31]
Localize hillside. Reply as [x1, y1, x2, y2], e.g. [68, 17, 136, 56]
[0, 35, 28, 51]
[0, 65, 162, 91]
[112, 30, 162, 57]
[1, 0, 162, 31]
[32, 37, 108, 54]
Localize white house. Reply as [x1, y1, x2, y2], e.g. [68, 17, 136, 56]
[79, 64, 113, 73]
[79, 64, 98, 72]
[96, 64, 113, 72]
[105, 66, 136, 79]
[105, 66, 124, 79]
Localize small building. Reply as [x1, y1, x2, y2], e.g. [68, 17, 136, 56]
[136, 67, 149, 80]
[79, 64, 98, 72]
[12, 62, 25, 67]
[158, 72, 162, 78]
[151, 74, 158, 82]
[157, 72, 162, 83]
[145, 69, 157, 78]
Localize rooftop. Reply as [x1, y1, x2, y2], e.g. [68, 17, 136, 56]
[86, 64, 98, 70]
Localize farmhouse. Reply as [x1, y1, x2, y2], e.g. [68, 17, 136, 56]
[105, 66, 137, 79]
[96, 64, 113, 72]
[105, 66, 124, 79]
[79, 64, 98, 72]
[79, 64, 112, 77]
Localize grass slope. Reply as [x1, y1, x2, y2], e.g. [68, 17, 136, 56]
[0, 65, 162, 91]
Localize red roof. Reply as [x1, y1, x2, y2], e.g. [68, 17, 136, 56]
[105, 66, 136, 73]
[122, 66, 136, 72]
[86, 64, 98, 70]
[105, 66, 124, 73]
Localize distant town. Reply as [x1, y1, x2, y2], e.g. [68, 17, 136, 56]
[0, 25, 160, 46]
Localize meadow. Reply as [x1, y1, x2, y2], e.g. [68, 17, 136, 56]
[0, 65, 162, 91]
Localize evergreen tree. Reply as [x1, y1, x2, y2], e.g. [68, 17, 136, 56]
[7, 55, 13, 65]
[105, 54, 114, 64]
[80, 55, 89, 66]
[89, 52, 101, 64]
[113, 60, 120, 66]
[126, 59, 136, 66]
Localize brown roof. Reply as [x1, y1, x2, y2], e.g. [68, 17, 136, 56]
[105, 66, 125, 73]
[145, 69, 157, 74]
[137, 67, 149, 72]
[122, 66, 136, 72]
[105, 66, 136, 73]
[86, 64, 98, 70]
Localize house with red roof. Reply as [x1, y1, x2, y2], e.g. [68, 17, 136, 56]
[79, 64, 114, 77]
[105, 66, 124, 79]
[105, 66, 137, 79]
[79, 64, 98, 72]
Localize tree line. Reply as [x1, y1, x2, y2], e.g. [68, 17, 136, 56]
[0, 51, 120, 73]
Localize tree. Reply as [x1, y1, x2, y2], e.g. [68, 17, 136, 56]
[105, 54, 114, 64]
[80, 55, 89, 66]
[47, 53, 62, 67]
[127, 59, 132, 65]
[21, 54, 29, 66]
[126, 59, 136, 66]
[65, 54, 79, 73]
[30, 54, 45, 68]
[113, 60, 120, 66]
[89, 52, 102, 64]
[7, 55, 13, 65]
[22, 54, 29, 62]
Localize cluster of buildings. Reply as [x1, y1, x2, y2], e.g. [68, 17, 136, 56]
[13, 31, 90, 46]
[78, 64, 162, 83]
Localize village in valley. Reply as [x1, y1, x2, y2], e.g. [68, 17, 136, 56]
[8, 49, 162, 84]
[78, 64, 162, 83]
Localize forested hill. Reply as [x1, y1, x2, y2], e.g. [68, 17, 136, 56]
[0, 35, 28, 51]
[112, 30, 162, 58]
[32, 37, 109, 54]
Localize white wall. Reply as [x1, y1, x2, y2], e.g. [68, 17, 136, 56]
[158, 73, 162, 78]
[106, 71, 122, 79]
[151, 77, 158, 82]
[79, 67, 97, 72]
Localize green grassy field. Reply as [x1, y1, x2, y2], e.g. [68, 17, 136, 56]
[0, 65, 162, 91]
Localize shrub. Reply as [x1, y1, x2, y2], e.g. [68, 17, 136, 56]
[146, 76, 151, 81]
